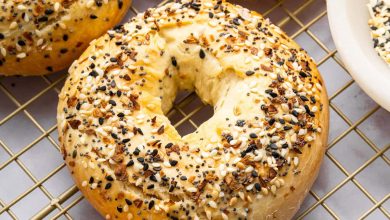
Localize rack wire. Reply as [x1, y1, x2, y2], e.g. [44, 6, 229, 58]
[0, 0, 389, 219]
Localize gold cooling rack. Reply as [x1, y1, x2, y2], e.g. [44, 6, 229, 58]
[0, 0, 389, 219]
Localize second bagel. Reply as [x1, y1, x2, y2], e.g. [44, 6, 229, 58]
[0, 0, 132, 75]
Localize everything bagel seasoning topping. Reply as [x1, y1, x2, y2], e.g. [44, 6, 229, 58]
[58, 0, 325, 219]
[368, 0, 390, 65]
[0, 0, 126, 72]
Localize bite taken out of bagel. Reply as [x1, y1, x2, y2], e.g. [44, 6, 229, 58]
[57, 0, 329, 219]
[0, 0, 132, 76]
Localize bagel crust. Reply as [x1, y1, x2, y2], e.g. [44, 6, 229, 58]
[0, 0, 132, 75]
[57, 0, 329, 219]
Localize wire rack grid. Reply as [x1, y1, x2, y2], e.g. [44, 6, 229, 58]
[0, 0, 389, 219]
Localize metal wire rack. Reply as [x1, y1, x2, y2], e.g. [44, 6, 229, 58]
[0, 0, 389, 219]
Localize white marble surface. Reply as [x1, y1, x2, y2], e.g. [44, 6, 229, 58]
[0, 0, 389, 219]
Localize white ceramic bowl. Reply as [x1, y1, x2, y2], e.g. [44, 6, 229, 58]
[327, 0, 390, 111]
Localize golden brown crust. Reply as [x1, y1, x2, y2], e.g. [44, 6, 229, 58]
[57, 0, 329, 219]
[0, 0, 132, 76]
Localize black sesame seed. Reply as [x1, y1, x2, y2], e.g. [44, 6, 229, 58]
[90, 14, 98, 19]
[148, 200, 155, 209]
[268, 143, 278, 150]
[169, 160, 178, 166]
[268, 118, 276, 126]
[284, 125, 292, 131]
[89, 176, 94, 184]
[150, 175, 157, 182]
[252, 171, 259, 178]
[117, 112, 125, 117]
[137, 157, 144, 163]
[45, 9, 54, 15]
[0, 33, 4, 40]
[17, 40, 25, 46]
[226, 134, 233, 142]
[76, 102, 81, 110]
[255, 183, 261, 191]
[171, 57, 177, 67]
[272, 151, 280, 158]
[126, 160, 134, 167]
[46, 66, 53, 72]
[133, 148, 140, 156]
[165, 143, 173, 148]
[63, 34, 69, 41]
[233, 17, 240, 25]
[236, 120, 245, 127]
[60, 48, 68, 54]
[110, 57, 118, 62]
[310, 96, 316, 104]
[117, 206, 123, 213]
[117, 0, 123, 9]
[72, 150, 77, 158]
[143, 163, 149, 171]
[282, 143, 289, 149]
[122, 138, 130, 143]
[300, 96, 309, 102]
[105, 183, 112, 189]
[106, 175, 114, 181]
[147, 184, 154, 189]
[180, 176, 187, 181]
[98, 117, 104, 125]
[208, 12, 214, 18]
[269, 92, 278, 98]
[245, 70, 255, 76]
[111, 133, 118, 139]
[89, 70, 98, 77]
[292, 110, 299, 117]
[125, 199, 132, 205]
[299, 71, 307, 78]
[249, 133, 258, 138]
[109, 100, 116, 106]
[97, 86, 106, 91]
[38, 16, 48, 22]
[199, 49, 205, 59]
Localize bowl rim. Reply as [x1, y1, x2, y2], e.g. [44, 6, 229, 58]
[327, 0, 390, 112]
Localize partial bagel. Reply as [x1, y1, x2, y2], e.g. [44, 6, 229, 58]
[0, 0, 132, 76]
[57, 0, 329, 219]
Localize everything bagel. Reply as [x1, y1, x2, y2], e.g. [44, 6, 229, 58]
[0, 0, 132, 75]
[57, 0, 329, 219]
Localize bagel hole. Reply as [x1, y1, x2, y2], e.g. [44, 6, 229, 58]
[167, 91, 213, 136]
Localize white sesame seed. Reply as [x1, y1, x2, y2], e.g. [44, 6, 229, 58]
[0, 47, 6, 57]
[16, 53, 26, 59]
[222, 213, 229, 220]
[261, 187, 268, 195]
[245, 166, 254, 173]
[82, 181, 88, 187]
[86, 0, 95, 8]
[54, 2, 61, 11]
[187, 187, 197, 193]
[293, 156, 299, 167]
[9, 22, 18, 30]
[271, 185, 277, 195]
[229, 139, 238, 145]
[37, 38, 44, 46]
[208, 200, 217, 209]
[246, 183, 254, 191]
